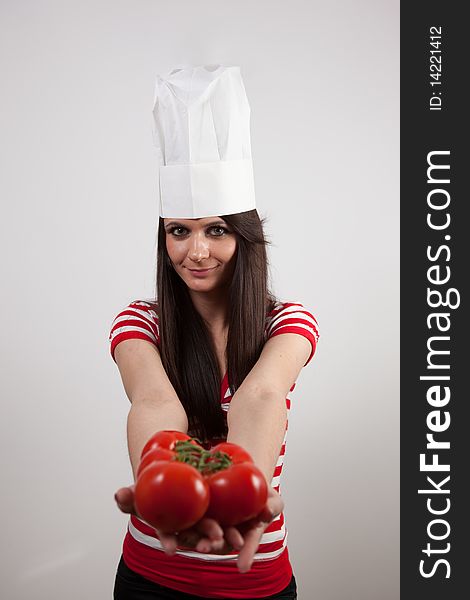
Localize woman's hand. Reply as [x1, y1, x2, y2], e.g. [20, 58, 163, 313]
[175, 486, 284, 573]
[114, 484, 227, 555]
[114, 484, 283, 572]
[231, 486, 284, 572]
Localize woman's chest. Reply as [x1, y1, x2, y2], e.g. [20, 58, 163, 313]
[215, 348, 227, 381]
[211, 333, 228, 381]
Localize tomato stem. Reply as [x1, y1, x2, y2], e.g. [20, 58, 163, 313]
[173, 439, 233, 475]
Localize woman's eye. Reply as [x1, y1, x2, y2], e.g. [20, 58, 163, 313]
[211, 226, 227, 236]
[170, 227, 185, 237]
[168, 226, 229, 237]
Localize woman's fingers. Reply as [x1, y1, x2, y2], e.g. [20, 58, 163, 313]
[194, 525, 245, 555]
[191, 517, 225, 553]
[114, 485, 136, 515]
[180, 521, 244, 555]
[233, 488, 284, 572]
[249, 487, 283, 527]
[195, 517, 224, 541]
[236, 522, 266, 573]
[195, 537, 224, 553]
[115, 485, 177, 555]
[223, 526, 245, 551]
[157, 531, 178, 555]
[256, 504, 274, 524]
[172, 517, 225, 553]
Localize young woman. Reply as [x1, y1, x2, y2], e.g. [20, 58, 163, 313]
[109, 209, 319, 599]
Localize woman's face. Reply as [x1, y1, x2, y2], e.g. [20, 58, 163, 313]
[164, 217, 237, 291]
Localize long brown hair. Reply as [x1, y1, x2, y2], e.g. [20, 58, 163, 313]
[149, 209, 277, 444]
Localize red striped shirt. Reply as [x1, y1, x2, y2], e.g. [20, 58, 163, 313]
[109, 299, 319, 598]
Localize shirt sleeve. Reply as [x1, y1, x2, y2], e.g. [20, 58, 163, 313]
[266, 301, 320, 367]
[108, 300, 160, 362]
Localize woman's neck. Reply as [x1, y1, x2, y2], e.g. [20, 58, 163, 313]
[189, 288, 230, 333]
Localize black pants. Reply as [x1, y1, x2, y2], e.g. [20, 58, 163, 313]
[113, 555, 298, 600]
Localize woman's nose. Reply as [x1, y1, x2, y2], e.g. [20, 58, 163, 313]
[188, 234, 210, 262]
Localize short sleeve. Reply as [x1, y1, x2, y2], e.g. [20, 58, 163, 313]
[108, 300, 160, 362]
[266, 301, 319, 367]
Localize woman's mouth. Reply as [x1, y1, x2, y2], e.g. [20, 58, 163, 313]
[188, 266, 217, 276]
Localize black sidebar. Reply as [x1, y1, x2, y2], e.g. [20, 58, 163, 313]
[401, 3, 468, 599]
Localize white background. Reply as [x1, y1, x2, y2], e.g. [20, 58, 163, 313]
[0, 1, 399, 598]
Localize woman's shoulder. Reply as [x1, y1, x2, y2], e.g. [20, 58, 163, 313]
[266, 299, 318, 319]
[265, 299, 319, 342]
[108, 299, 160, 361]
[128, 299, 159, 318]
[110, 298, 158, 320]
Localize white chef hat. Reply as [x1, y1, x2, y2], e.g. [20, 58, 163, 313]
[153, 64, 256, 219]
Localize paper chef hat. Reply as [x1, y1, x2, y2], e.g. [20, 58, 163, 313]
[153, 64, 256, 219]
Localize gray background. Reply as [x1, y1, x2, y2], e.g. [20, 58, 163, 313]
[0, 1, 399, 598]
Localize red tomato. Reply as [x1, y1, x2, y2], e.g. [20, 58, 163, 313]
[205, 463, 268, 526]
[137, 447, 176, 478]
[134, 461, 209, 533]
[140, 430, 193, 459]
[210, 442, 253, 464]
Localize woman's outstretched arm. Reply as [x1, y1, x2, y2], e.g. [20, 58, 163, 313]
[113, 339, 229, 555]
[114, 338, 189, 479]
[227, 332, 311, 483]
[225, 332, 313, 571]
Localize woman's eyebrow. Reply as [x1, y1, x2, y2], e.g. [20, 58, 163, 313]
[164, 221, 181, 230]
[203, 221, 228, 227]
[164, 220, 227, 230]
